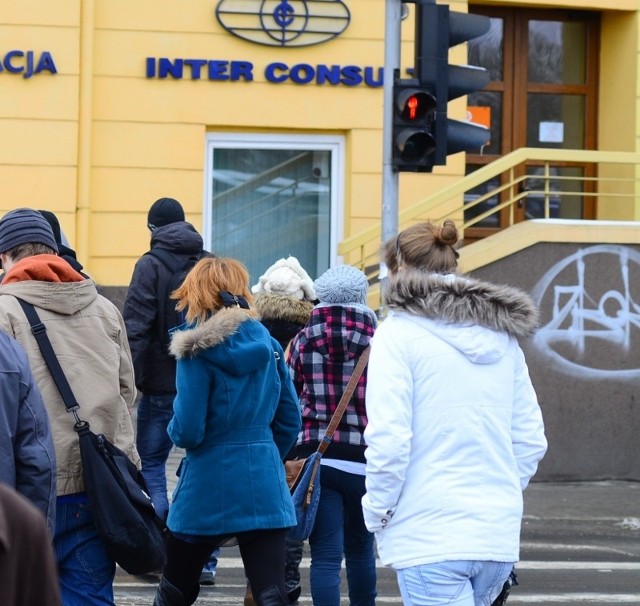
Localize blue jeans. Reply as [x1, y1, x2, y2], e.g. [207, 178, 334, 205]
[308, 465, 377, 606]
[203, 548, 220, 572]
[136, 393, 175, 520]
[396, 561, 513, 606]
[54, 496, 116, 606]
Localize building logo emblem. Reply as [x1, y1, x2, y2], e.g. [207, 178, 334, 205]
[216, 0, 351, 47]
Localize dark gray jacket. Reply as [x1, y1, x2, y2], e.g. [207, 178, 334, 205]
[123, 221, 205, 395]
[0, 330, 56, 535]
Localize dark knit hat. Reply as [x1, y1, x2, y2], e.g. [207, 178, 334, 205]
[147, 197, 185, 229]
[38, 209, 62, 244]
[314, 265, 369, 305]
[0, 208, 59, 254]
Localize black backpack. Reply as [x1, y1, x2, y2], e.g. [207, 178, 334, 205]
[146, 248, 209, 347]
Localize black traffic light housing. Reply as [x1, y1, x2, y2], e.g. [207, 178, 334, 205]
[392, 75, 438, 172]
[412, 0, 491, 165]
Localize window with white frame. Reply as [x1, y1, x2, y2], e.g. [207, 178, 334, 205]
[204, 134, 344, 286]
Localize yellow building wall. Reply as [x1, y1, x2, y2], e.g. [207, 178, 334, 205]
[0, 0, 509, 286]
[0, 2, 81, 258]
[598, 9, 639, 220]
[1, 0, 640, 286]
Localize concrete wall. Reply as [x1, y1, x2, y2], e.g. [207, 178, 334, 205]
[471, 242, 640, 481]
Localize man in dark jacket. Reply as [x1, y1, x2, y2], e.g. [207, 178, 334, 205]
[123, 197, 218, 583]
[123, 198, 203, 513]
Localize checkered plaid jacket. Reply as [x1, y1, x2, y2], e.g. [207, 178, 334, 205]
[287, 303, 377, 463]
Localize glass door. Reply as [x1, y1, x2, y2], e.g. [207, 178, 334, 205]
[464, 7, 599, 240]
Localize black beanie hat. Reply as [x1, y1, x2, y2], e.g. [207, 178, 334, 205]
[0, 208, 59, 254]
[38, 210, 63, 244]
[147, 198, 185, 229]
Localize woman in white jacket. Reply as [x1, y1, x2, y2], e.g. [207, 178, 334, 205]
[362, 220, 547, 606]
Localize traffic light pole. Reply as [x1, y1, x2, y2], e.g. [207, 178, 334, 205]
[380, 0, 403, 302]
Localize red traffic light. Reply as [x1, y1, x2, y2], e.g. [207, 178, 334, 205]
[392, 80, 438, 172]
[396, 88, 437, 121]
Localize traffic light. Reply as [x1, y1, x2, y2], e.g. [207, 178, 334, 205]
[412, 0, 491, 165]
[392, 76, 438, 172]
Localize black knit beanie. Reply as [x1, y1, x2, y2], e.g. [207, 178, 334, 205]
[38, 210, 63, 244]
[0, 208, 59, 254]
[147, 198, 185, 229]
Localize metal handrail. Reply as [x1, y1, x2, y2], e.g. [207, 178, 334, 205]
[338, 147, 640, 270]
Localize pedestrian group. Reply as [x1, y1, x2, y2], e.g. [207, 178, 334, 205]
[0, 201, 547, 606]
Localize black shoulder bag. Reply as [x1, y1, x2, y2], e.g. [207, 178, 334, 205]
[17, 298, 166, 576]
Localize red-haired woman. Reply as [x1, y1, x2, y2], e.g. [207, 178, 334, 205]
[153, 257, 301, 606]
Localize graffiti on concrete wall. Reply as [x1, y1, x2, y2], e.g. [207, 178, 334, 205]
[531, 244, 640, 378]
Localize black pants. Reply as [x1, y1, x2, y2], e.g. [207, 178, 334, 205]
[164, 528, 287, 605]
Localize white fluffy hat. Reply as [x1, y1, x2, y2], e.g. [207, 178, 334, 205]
[251, 256, 316, 301]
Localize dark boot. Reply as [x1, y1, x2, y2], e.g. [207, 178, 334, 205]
[287, 585, 301, 605]
[153, 577, 186, 606]
[255, 585, 289, 606]
[284, 539, 303, 601]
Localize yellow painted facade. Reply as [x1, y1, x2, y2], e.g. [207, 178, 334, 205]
[1, 0, 639, 285]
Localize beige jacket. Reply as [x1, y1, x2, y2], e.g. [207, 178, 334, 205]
[0, 272, 139, 496]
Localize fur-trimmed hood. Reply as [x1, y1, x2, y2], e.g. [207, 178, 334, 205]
[169, 308, 272, 376]
[253, 293, 315, 349]
[253, 294, 314, 326]
[385, 270, 539, 338]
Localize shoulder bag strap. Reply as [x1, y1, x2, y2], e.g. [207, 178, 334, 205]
[15, 298, 83, 421]
[316, 344, 371, 456]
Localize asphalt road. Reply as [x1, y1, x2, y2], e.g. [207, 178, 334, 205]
[113, 476, 640, 605]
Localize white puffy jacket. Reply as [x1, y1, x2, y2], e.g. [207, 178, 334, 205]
[362, 270, 547, 569]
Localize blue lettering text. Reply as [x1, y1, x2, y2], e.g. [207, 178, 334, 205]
[184, 59, 208, 79]
[1, 50, 57, 79]
[158, 58, 183, 79]
[144, 59, 382, 87]
[289, 63, 315, 85]
[230, 61, 253, 81]
[316, 65, 341, 85]
[340, 65, 363, 87]
[34, 52, 57, 76]
[147, 58, 254, 82]
[208, 60, 229, 81]
[364, 66, 383, 88]
[265, 62, 288, 83]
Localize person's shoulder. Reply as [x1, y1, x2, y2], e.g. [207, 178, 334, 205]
[128, 249, 166, 284]
[137, 248, 161, 264]
[373, 312, 413, 340]
[95, 292, 127, 320]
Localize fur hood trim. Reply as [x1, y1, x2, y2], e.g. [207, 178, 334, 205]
[169, 307, 253, 359]
[385, 270, 539, 338]
[253, 294, 314, 326]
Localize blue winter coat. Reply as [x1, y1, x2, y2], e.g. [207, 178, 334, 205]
[166, 307, 301, 536]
